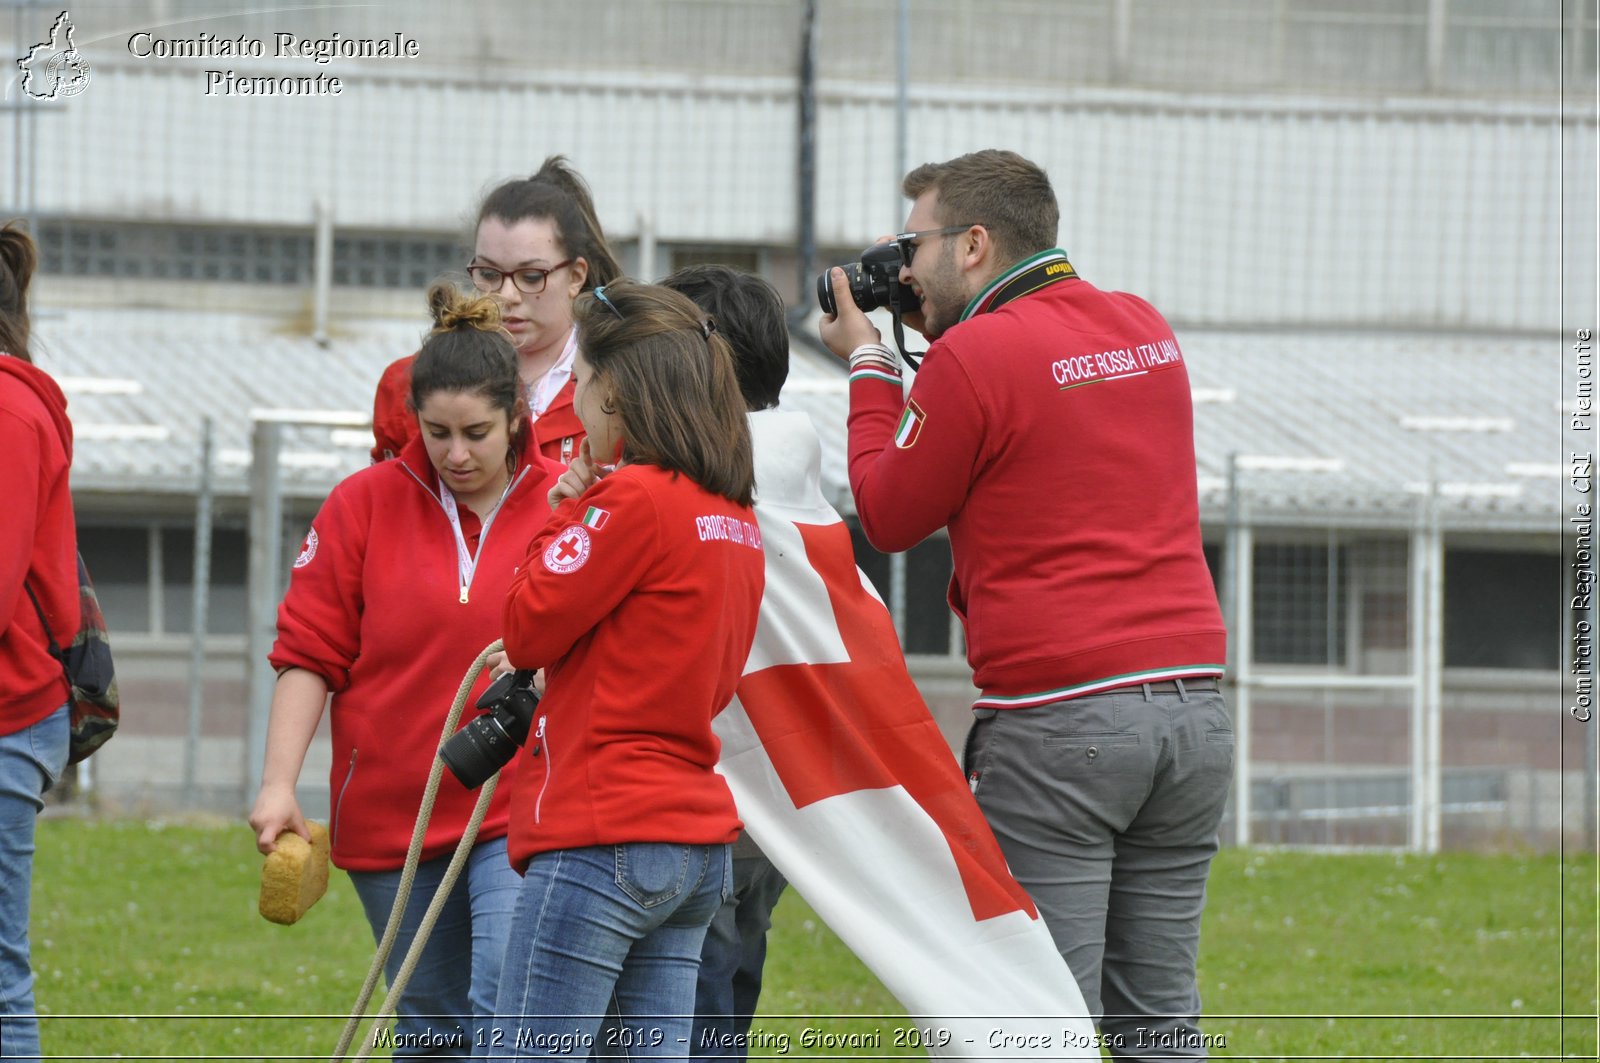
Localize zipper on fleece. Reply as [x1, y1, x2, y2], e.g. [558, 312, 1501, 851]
[532, 714, 551, 825]
[331, 749, 357, 849]
[400, 463, 532, 601]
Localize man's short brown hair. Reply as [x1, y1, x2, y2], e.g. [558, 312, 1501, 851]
[902, 149, 1059, 266]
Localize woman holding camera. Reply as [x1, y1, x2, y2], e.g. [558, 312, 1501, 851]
[249, 284, 563, 1059]
[495, 281, 765, 1059]
[371, 156, 622, 466]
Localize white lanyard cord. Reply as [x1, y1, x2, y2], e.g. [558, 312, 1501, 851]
[437, 469, 521, 604]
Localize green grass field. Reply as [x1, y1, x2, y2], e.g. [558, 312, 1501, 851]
[27, 817, 1599, 1060]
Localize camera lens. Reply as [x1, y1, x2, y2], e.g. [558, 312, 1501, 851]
[816, 270, 838, 316]
[439, 714, 517, 791]
[816, 243, 913, 317]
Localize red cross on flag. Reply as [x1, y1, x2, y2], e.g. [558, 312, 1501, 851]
[714, 412, 1095, 1058]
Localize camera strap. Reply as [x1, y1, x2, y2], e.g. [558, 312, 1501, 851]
[889, 249, 1077, 372]
[962, 249, 1077, 322]
[889, 308, 924, 371]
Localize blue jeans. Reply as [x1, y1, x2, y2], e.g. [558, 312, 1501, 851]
[493, 843, 730, 1061]
[348, 836, 521, 1060]
[965, 680, 1234, 1061]
[690, 853, 787, 1061]
[0, 704, 69, 1063]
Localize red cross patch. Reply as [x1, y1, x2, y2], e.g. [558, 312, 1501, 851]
[293, 526, 319, 569]
[542, 525, 592, 574]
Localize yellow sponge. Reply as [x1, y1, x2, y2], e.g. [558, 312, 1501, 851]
[258, 821, 330, 925]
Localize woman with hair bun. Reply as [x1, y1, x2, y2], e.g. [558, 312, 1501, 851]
[371, 156, 622, 466]
[0, 220, 75, 1061]
[250, 283, 564, 1058]
[494, 281, 765, 1058]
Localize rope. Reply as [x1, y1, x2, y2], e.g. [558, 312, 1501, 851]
[330, 639, 506, 1063]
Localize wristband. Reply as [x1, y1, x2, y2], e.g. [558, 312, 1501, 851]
[848, 342, 902, 383]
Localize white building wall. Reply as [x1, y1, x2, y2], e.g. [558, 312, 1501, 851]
[14, 61, 1594, 331]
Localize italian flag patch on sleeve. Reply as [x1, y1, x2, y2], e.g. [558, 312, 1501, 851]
[894, 399, 926, 449]
[582, 506, 610, 529]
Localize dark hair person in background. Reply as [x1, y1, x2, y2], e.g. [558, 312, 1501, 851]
[371, 155, 622, 466]
[659, 264, 789, 1062]
[0, 222, 76, 1063]
[251, 283, 563, 1059]
[495, 281, 764, 1059]
[821, 149, 1233, 1061]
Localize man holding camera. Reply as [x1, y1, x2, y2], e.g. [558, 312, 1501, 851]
[820, 149, 1233, 1059]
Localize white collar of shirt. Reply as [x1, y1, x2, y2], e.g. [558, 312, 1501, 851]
[528, 328, 579, 417]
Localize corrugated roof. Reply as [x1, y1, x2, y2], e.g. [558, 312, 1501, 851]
[34, 311, 1561, 532]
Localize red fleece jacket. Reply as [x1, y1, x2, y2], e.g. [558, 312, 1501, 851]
[0, 355, 78, 735]
[270, 433, 562, 870]
[847, 266, 1226, 707]
[501, 464, 764, 869]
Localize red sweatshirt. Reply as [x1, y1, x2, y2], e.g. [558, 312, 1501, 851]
[501, 464, 764, 870]
[270, 432, 562, 870]
[0, 356, 78, 735]
[371, 353, 585, 466]
[847, 253, 1226, 708]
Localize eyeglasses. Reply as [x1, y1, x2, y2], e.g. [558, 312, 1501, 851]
[467, 259, 574, 295]
[893, 224, 982, 262]
[592, 285, 624, 319]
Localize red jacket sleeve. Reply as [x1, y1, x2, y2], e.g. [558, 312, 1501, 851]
[502, 473, 659, 669]
[846, 347, 986, 553]
[370, 355, 416, 463]
[269, 482, 370, 691]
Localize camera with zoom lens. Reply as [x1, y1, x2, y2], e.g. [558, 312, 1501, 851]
[816, 242, 917, 316]
[439, 669, 541, 790]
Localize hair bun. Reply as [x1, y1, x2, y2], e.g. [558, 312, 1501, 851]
[426, 280, 504, 334]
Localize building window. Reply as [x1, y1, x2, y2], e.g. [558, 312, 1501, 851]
[78, 523, 249, 637]
[36, 218, 461, 290]
[1444, 548, 1560, 670]
[77, 526, 154, 636]
[1252, 541, 1349, 666]
[904, 536, 955, 656]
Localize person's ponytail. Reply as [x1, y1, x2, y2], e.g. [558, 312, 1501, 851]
[478, 156, 622, 290]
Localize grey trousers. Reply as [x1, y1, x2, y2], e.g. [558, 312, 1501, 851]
[964, 680, 1234, 1061]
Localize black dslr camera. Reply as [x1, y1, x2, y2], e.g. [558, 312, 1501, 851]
[816, 242, 917, 316]
[439, 669, 541, 790]
[815, 242, 926, 368]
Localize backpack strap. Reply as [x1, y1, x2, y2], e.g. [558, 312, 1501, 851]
[21, 578, 68, 663]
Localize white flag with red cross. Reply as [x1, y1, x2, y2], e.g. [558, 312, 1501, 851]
[712, 412, 1096, 1060]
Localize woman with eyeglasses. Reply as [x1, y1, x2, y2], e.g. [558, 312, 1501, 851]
[371, 156, 622, 466]
[493, 281, 765, 1060]
[252, 284, 564, 1059]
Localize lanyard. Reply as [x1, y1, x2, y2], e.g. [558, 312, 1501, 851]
[960, 249, 1077, 322]
[437, 472, 518, 604]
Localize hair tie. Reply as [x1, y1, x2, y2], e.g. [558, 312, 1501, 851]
[700, 318, 716, 341]
[593, 285, 624, 319]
